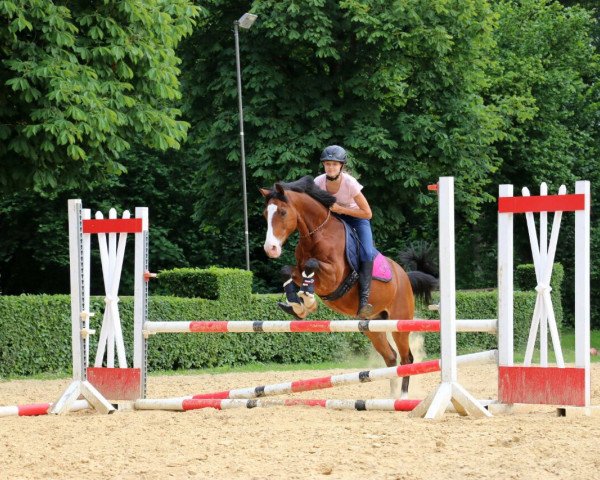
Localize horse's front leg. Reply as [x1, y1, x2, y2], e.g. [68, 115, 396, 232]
[297, 258, 319, 313]
[277, 265, 309, 319]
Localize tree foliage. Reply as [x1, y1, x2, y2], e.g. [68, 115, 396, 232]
[0, 149, 202, 294]
[0, 0, 200, 192]
[459, 0, 600, 297]
[180, 0, 509, 280]
[488, 0, 599, 189]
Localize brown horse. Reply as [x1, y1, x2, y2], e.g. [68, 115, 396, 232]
[260, 176, 437, 398]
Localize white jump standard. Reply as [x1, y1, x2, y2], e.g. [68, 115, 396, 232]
[497, 181, 591, 409]
[51, 200, 149, 414]
[409, 177, 492, 419]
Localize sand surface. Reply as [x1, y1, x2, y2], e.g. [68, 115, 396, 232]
[1, 362, 600, 480]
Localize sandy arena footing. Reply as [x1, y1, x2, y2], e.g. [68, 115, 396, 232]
[1, 363, 599, 480]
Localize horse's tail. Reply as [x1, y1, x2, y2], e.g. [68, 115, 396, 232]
[398, 241, 438, 278]
[399, 242, 438, 304]
[407, 271, 438, 305]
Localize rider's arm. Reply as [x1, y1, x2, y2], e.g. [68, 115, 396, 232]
[330, 193, 372, 219]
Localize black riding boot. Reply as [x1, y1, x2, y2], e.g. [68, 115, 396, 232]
[357, 259, 374, 319]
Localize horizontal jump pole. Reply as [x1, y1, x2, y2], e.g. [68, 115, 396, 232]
[0, 399, 90, 418]
[177, 350, 497, 401]
[144, 319, 498, 334]
[136, 398, 422, 412]
[498, 193, 585, 214]
[82, 218, 143, 234]
[135, 397, 496, 413]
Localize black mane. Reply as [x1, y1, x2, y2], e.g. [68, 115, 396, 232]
[266, 175, 336, 208]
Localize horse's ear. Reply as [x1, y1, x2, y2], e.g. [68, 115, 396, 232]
[275, 183, 285, 195]
[259, 188, 271, 198]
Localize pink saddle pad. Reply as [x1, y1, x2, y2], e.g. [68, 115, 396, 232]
[372, 253, 392, 282]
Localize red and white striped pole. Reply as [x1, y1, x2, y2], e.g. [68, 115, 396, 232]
[160, 350, 496, 401]
[135, 397, 496, 413]
[0, 400, 90, 418]
[143, 319, 497, 334]
[136, 397, 424, 412]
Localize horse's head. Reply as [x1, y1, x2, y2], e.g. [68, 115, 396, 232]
[259, 183, 299, 258]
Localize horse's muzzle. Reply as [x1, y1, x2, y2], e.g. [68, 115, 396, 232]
[264, 242, 281, 258]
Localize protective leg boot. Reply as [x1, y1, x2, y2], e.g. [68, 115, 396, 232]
[278, 266, 307, 319]
[298, 258, 319, 312]
[357, 260, 374, 319]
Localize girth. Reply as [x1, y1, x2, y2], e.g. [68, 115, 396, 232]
[320, 270, 359, 302]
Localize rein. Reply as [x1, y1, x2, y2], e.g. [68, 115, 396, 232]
[298, 209, 332, 238]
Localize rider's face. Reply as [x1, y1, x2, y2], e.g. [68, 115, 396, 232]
[322, 161, 343, 178]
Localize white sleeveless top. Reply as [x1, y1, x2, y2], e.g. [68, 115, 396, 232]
[314, 173, 363, 210]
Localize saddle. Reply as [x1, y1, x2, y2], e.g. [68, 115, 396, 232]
[321, 220, 392, 301]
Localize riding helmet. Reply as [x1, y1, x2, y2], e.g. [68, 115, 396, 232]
[320, 145, 347, 163]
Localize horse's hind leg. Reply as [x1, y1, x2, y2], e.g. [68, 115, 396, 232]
[391, 331, 413, 399]
[364, 331, 398, 382]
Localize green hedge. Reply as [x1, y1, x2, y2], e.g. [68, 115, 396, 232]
[0, 293, 369, 377]
[155, 267, 253, 301]
[515, 263, 564, 293]
[0, 295, 73, 375]
[0, 265, 564, 377]
[418, 263, 564, 355]
[418, 290, 542, 354]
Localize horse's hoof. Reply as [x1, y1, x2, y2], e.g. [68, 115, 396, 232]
[277, 301, 305, 320]
[357, 304, 373, 319]
[298, 292, 317, 312]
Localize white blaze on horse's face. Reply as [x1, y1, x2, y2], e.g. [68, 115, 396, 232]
[264, 203, 282, 258]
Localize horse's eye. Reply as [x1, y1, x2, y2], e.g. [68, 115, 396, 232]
[279, 209, 287, 217]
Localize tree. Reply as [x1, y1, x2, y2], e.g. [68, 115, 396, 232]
[558, 0, 599, 47]
[0, 148, 203, 294]
[0, 0, 201, 193]
[180, 0, 504, 277]
[468, 0, 600, 324]
[2, 0, 598, 319]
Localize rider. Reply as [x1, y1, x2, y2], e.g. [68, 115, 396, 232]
[314, 145, 377, 318]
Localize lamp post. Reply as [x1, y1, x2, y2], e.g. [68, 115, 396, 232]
[234, 12, 257, 271]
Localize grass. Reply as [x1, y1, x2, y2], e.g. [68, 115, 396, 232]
[0, 371, 71, 382]
[514, 328, 600, 364]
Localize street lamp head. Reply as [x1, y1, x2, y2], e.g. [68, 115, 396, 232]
[238, 13, 257, 29]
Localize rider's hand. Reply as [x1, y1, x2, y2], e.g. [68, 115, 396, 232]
[330, 203, 343, 213]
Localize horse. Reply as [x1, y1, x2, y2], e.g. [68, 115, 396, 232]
[259, 176, 438, 398]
